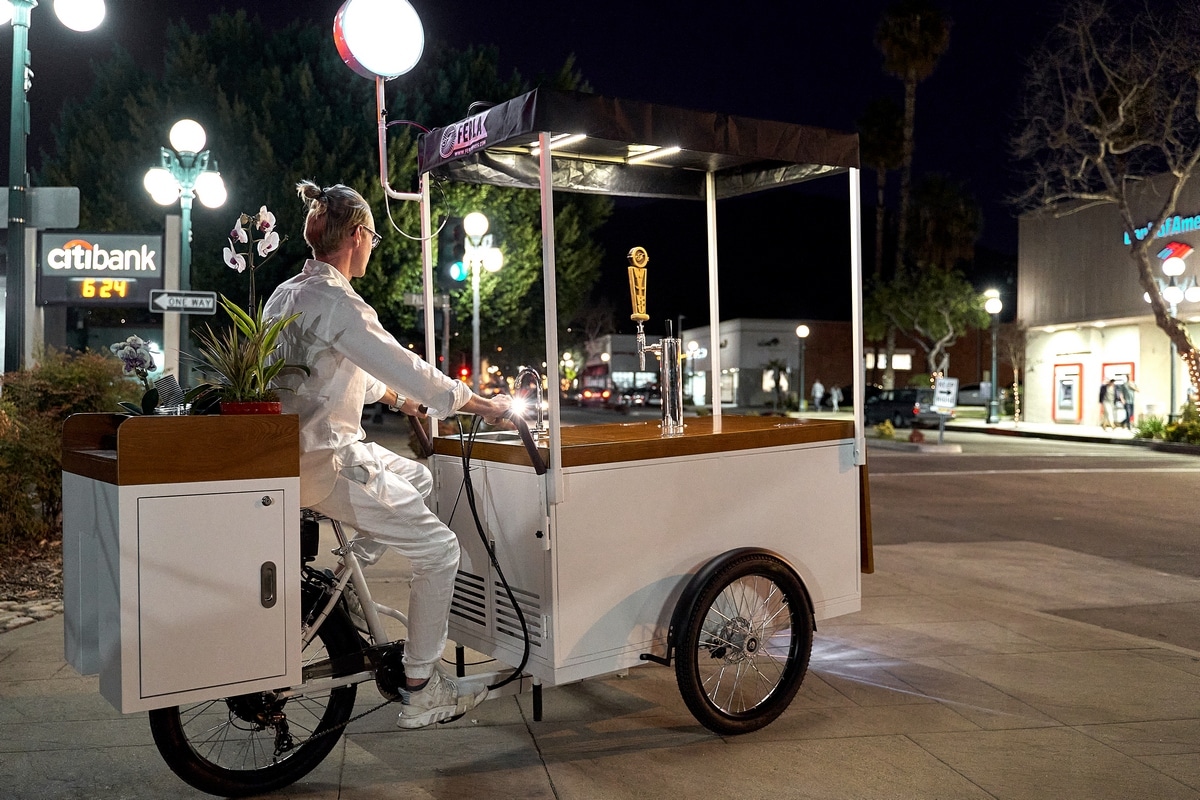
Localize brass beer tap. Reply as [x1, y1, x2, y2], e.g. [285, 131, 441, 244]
[625, 246, 684, 436]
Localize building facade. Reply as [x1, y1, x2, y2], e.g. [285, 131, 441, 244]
[1018, 175, 1200, 425]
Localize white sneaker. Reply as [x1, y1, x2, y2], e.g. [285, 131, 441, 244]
[397, 672, 487, 729]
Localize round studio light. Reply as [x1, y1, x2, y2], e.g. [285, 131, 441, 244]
[53, 0, 105, 32]
[334, 0, 424, 79]
[169, 119, 206, 153]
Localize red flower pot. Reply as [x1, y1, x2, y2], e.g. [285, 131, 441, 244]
[220, 401, 282, 415]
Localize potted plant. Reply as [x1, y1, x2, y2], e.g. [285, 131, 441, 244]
[188, 205, 307, 414]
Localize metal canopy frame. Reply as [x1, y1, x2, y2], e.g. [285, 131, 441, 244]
[413, 89, 866, 503]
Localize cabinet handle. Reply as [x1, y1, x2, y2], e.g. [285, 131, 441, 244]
[260, 562, 277, 608]
[261, 496, 274, 506]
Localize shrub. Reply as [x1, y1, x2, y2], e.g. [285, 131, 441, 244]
[1134, 414, 1166, 440]
[874, 419, 896, 439]
[0, 350, 136, 548]
[1163, 401, 1200, 444]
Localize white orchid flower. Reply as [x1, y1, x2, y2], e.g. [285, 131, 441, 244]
[256, 230, 280, 258]
[223, 239, 247, 273]
[230, 217, 248, 244]
[256, 206, 276, 234]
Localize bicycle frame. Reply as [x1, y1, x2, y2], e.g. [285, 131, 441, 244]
[289, 512, 520, 703]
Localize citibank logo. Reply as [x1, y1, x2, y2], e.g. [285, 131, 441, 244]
[438, 111, 489, 159]
[46, 239, 158, 273]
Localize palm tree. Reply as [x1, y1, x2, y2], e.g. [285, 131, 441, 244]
[858, 97, 905, 387]
[875, 0, 951, 275]
[858, 97, 905, 282]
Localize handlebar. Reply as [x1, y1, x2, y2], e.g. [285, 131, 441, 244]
[404, 405, 547, 475]
[503, 410, 549, 475]
[405, 408, 435, 458]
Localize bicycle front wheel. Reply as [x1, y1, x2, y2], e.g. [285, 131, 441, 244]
[147, 595, 362, 797]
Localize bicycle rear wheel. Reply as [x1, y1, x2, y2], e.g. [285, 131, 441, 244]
[148, 592, 363, 797]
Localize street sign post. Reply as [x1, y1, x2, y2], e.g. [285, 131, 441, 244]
[933, 377, 959, 445]
[149, 290, 217, 315]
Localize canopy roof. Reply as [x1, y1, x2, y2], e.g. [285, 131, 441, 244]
[417, 89, 859, 201]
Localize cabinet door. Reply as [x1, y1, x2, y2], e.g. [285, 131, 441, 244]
[137, 490, 287, 699]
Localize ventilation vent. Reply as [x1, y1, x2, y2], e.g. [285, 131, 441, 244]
[495, 582, 543, 647]
[450, 570, 486, 628]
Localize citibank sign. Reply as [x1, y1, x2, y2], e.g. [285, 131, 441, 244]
[41, 232, 160, 276]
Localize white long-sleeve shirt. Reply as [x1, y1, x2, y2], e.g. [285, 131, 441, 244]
[264, 258, 471, 505]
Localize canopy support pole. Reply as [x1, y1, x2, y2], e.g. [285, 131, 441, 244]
[849, 168, 866, 466]
[538, 131, 564, 504]
[705, 171, 722, 430]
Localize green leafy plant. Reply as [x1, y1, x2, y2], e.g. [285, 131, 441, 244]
[190, 295, 307, 408]
[874, 419, 896, 439]
[1134, 414, 1166, 440]
[1163, 401, 1200, 444]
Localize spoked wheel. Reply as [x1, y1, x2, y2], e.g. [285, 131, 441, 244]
[147, 593, 363, 797]
[674, 551, 814, 735]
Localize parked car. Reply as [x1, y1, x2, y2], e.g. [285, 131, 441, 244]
[864, 388, 952, 428]
[578, 386, 614, 407]
[956, 382, 1008, 407]
[618, 384, 662, 408]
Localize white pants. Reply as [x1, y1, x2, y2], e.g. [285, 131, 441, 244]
[313, 442, 459, 680]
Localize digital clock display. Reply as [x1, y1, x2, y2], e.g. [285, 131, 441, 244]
[78, 278, 131, 299]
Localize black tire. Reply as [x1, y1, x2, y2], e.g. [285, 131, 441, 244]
[148, 593, 362, 797]
[891, 411, 907, 428]
[674, 552, 813, 735]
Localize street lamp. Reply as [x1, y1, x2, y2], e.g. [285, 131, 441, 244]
[462, 211, 503, 393]
[4, 0, 106, 372]
[1144, 243, 1200, 420]
[144, 119, 226, 380]
[796, 324, 810, 411]
[984, 289, 1003, 424]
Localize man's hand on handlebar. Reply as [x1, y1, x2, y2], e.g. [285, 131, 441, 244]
[395, 397, 426, 417]
[460, 393, 512, 426]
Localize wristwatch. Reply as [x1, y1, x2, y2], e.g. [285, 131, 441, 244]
[388, 395, 407, 413]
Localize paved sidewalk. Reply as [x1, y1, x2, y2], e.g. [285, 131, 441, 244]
[3, 538, 1199, 799]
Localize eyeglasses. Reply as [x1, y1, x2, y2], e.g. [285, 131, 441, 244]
[359, 224, 382, 250]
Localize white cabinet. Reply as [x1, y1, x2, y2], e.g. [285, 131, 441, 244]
[62, 414, 301, 713]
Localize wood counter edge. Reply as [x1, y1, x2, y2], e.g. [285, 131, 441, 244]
[62, 413, 300, 485]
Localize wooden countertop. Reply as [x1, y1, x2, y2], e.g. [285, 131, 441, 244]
[432, 415, 855, 469]
[62, 413, 300, 485]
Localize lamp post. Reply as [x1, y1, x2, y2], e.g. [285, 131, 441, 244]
[796, 324, 810, 411]
[984, 289, 1002, 424]
[3, 0, 106, 372]
[143, 119, 226, 380]
[462, 211, 503, 393]
[1144, 245, 1200, 421]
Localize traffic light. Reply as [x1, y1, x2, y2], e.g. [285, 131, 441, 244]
[437, 216, 466, 289]
[458, 365, 471, 382]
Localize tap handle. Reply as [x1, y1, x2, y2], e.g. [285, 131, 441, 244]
[627, 246, 649, 322]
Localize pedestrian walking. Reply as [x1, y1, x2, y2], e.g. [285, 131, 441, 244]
[831, 385, 843, 412]
[811, 379, 825, 412]
[1099, 379, 1117, 430]
[1121, 380, 1137, 429]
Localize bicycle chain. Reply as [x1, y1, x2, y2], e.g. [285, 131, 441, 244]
[282, 692, 400, 753]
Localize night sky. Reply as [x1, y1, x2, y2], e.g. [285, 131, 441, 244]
[6, 0, 1065, 321]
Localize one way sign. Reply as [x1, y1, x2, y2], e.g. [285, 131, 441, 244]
[149, 290, 218, 315]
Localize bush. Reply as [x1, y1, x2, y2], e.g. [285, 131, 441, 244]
[874, 419, 896, 439]
[1163, 401, 1200, 444]
[1134, 414, 1167, 440]
[0, 350, 136, 548]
